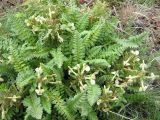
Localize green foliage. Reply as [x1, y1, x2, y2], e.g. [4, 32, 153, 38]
[0, 0, 158, 120]
[87, 84, 101, 106]
[23, 95, 43, 119]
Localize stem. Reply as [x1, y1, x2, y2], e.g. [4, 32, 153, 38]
[108, 110, 133, 120]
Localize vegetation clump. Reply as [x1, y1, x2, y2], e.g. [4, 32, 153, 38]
[0, 0, 159, 119]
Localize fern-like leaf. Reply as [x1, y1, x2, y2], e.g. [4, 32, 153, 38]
[87, 84, 101, 106]
[23, 95, 43, 119]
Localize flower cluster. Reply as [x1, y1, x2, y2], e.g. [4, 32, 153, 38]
[96, 50, 159, 112]
[68, 63, 98, 91]
[34, 65, 57, 95]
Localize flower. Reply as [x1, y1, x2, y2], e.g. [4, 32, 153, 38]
[139, 86, 148, 92]
[73, 64, 80, 70]
[35, 89, 44, 95]
[123, 57, 131, 66]
[90, 79, 95, 85]
[150, 73, 156, 80]
[135, 58, 140, 62]
[49, 8, 55, 18]
[32, 25, 39, 33]
[115, 80, 119, 86]
[84, 65, 90, 72]
[35, 15, 46, 24]
[97, 99, 102, 105]
[148, 73, 159, 80]
[126, 75, 139, 83]
[35, 66, 43, 78]
[6, 95, 21, 102]
[111, 96, 118, 101]
[0, 77, 4, 82]
[68, 23, 76, 31]
[57, 32, 64, 43]
[35, 83, 44, 95]
[104, 86, 113, 94]
[139, 81, 148, 92]
[111, 71, 119, 77]
[25, 19, 30, 26]
[140, 60, 147, 71]
[131, 50, 139, 56]
[123, 61, 130, 66]
[80, 86, 84, 91]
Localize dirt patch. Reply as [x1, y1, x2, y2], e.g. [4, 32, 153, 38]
[0, 0, 23, 16]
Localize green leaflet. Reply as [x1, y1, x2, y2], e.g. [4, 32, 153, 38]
[72, 31, 85, 64]
[87, 84, 101, 106]
[16, 69, 35, 88]
[23, 95, 43, 119]
[41, 93, 52, 114]
[50, 48, 67, 68]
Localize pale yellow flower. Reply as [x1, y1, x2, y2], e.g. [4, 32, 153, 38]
[57, 32, 64, 43]
[35, 67, 43, 78]
[84, 65, 90, 72]
[140, 60, 147, 71]
[90, 79, 95, 85]
[49, 8, 55, 18]
[126, 75, 139, 83]
[131, 50, 139, 56]
[139, 81, 148, 92]
[35, 83, 44, 95]
[6, 95, 21, 102]
[123, 57, 131, 66]
[35, 15, 46, 24]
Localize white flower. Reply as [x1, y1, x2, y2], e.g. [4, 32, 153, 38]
[131, 50, 139, 56]
[97, 99, 102, 105]
[35, 83, 44, 95]
[115, 80, 119, 86]
[140, 60, 147, 71]
[35, 67, 43, 78]
[139, 81, 148, 92]
[84, 65, 90, 72]
[73, 64, 80, 70]
[91, 74, 96, 80]
[35, 15, 46, 24]
[68, 23, 75, 31]
[148, 73, 159, 80]
[80, 86, 84, 91]
[135, 58, 140, 62]
[6, 95, 21, 102]
[111, 97, 118, 101]
[49, 8, 55, 18]
[57, 32, 64, 43]
[90, 79, 95, 85]
[25, 19, 30, 26]
[35, 89, 44, 96]
[111, 71, 119, 76]
[126, 75, 138, 83]
[12, 95, 18, 102]
[0, 77, 4, 82]
[123, 60, 130, 66]
[29, 15, 35, 20]
[139, 86, 148, 92]
[104, 86, 113, 94]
